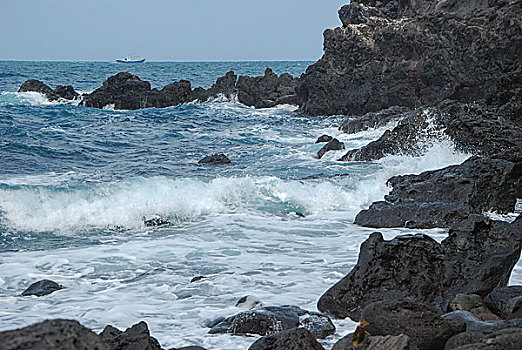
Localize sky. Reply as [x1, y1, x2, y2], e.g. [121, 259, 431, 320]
[0, 0, 347, 61]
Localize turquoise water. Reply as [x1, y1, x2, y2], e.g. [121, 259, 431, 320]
[0, 61, 482, 348]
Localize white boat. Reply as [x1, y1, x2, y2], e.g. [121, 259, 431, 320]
[116, 56, 145, 63]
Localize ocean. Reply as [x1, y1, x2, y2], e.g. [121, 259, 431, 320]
[0, 61, 520, 349]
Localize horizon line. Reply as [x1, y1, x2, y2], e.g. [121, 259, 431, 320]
[0, 58, 318, 63]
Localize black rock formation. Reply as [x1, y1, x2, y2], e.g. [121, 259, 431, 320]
[360, 300, 465, 350]
[22, 279, 64, 297]
[315, 135, 333, 143]
[317, 138, 345, 159]
[296, 0, 522, 119]
[354, 156, 521, 229]
[446, 328, 522, 350]
[99, 321, 161, 350]
[198, 153, 231, 164]
[208, 305, 335, 339]
[0, 319, 109, 350]
[318, 215, 522, 320]
[484, 286, 522, 319]
[247, 328, 324, 350]
[339, 106, 411, 134]
[18, 80, 79, 101]
[54, 85, 79, 100]
[332, 333, 414, 350]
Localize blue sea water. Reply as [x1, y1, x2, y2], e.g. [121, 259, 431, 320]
[0, 61, 518, 349]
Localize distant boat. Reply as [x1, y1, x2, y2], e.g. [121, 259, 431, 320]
[116, 56, 145, 63]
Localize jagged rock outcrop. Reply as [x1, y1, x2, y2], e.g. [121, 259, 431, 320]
[0, 319, 110, 350]
[236, 68, 300, 108]
[317, 215, 522, 320]
[317, 138, 345, 159]
[22, 69, 300, 110]
[339, 106, 411, 134]
[296, 0, 522, 121]
[198, 153, 231, 164]
[99, 321, 162, 350]
[340, 101, 522, 162]
[354, 156, 521, 228]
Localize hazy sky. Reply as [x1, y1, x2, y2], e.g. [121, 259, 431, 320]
[1, 0, 347, 61]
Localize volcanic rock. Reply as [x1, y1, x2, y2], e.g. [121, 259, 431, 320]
[315, 135, 333, 143]
[247, 328, 324, 350]
[317, 138, 345, 159]
[442, 310, 522, 333]
[354, 157, 521, 229]
[318, 215, 522, 320]
[22, 279, 64, 297]
[446, 328, 522, 350]
[99, 321, 161, 350]
[198, 153, 231, 164]
[339, 106, 411, 134]
[484, 286, 522, 319]
[18, 80, 59, 101]
[332, 333, 415, 350]
[296, 0, 522, 118]
[54, 85, 79, 100]
[360, 300, 465, 350]
[0, 319, 109, 350]
[208, 305, 335, 339]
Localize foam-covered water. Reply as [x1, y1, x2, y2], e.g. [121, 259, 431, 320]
[0, 61, 520, 349]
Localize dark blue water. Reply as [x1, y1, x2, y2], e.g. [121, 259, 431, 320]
[0, 61, 478, 349]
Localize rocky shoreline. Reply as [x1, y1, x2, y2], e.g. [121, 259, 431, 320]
[9, 0, 522, 349]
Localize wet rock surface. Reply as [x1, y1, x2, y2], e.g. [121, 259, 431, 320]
[317, 138, 345, 159]
[208, 305, 335, 339]
[22, 279, 64, 297]
[318, 215, 522, 320]
[360, 300, 465, 350]
[354, 157, 521, 229]
[0, 319, 110, 350]
[442, 310, 522, 333]
[296, 0, 522, 117]
[315, 134, 333, 143]
[339, 106, 411, 134]
[198, 153, 231, 164]
[247, 328, 324, 350]
[333, 333, 416, 350]
[447, 328, 522, 350]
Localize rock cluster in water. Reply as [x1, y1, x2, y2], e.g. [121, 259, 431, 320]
[19, 68, 300, 111]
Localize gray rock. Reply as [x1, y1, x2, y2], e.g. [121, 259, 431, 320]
[0, 319, 109, 350]
[318, 215, 521, 320]
[22, 279, 64, 297]
[451, 328, 522, 350]
[247, 328, 324, 350]
[484, 286, 522, 319]
[442, 311, 522, 332]
[18, 80, 59, 101]
[333, 334, 416, 350]
[360, 300, 465, 350]
[208, 305, 335, 339]
[339, 106, 411, 134]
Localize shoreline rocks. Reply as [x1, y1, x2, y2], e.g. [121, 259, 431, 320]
[21, 279, 64, 297]
[318, 215, 522, 320]
[18, 80, 79, 101]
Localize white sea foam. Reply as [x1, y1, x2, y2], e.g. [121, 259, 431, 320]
[0, 91, 79, 106]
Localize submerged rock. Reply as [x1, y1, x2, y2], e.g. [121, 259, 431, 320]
[318, 215, 522, 320]
[208, 305, 335, 339]
[54, 85, 79, 100]
[248, 328, 324, 350]
[0, 319, 109, 350]
[317, 138, 345, 159]
[99, 321, 161, 350]
[144, 216, 170, 227]
[354, 157, 521, 229]
[198, 153, 231, 164]
[22, 279, 64, 297]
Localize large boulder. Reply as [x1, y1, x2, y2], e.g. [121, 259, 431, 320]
[332, 333, 416, 350]
[442, 310, 522, 333]
[484, 286, 522, 319]
[360, 300, 465, 350]
[248, 328, 324, 350]
[447, 328, 522, 350]
[0, 319, 109, 350]
[208, 305, 335, 339]
[318, 215, 522, 320]
[354, 157, 521, 229]
[54, 85, 79, 100]
[99, 321, 161, 350]
[296, 0, 522, 120]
